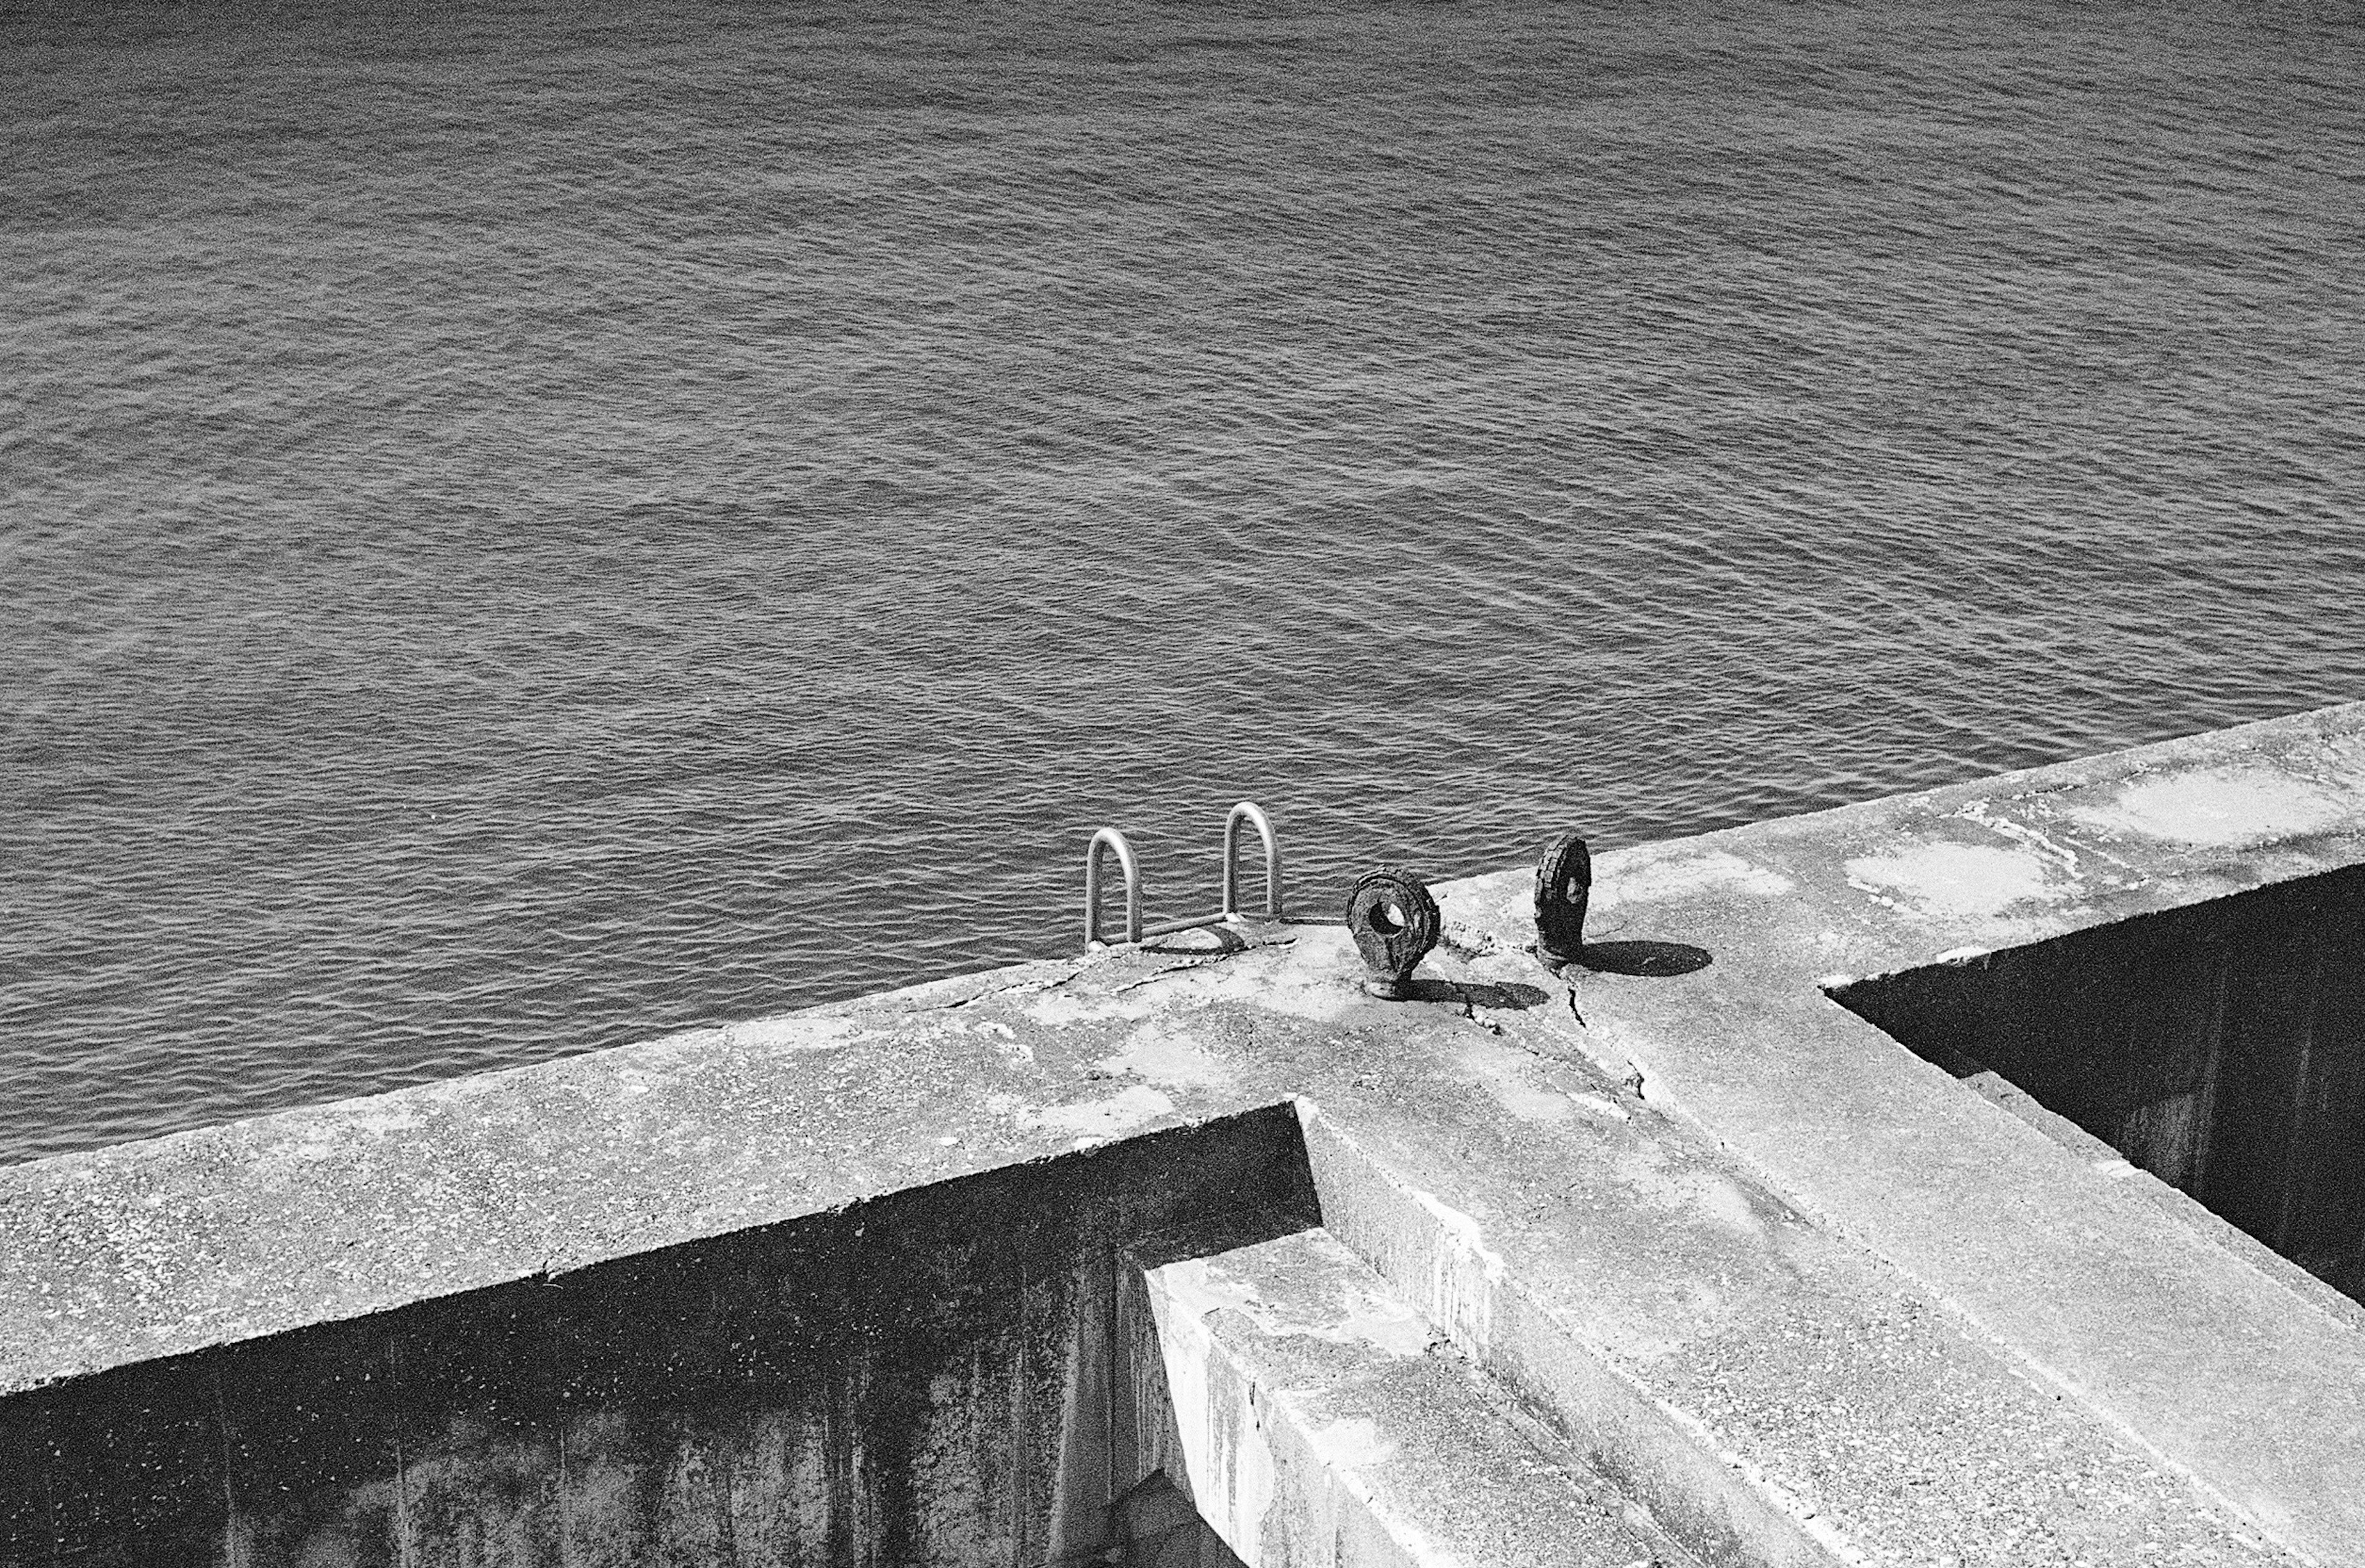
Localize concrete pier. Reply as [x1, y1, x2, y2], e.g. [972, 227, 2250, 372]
[7, 702, 2365, 1566]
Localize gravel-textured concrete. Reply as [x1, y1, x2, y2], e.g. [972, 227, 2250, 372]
[7, 701, 2365, 1566]
[1131, 1220, 1693, 1567]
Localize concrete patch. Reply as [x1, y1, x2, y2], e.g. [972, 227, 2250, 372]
[1024, 988, 1166, 1027]
[1304, 1415, 1395, 1474]
[1172, 936, 1361, 1022]
[1096, 1019, 1235, 1091]
[1152, 1246, 1436, 1359]
[1458, 1038, 1574, 1123]
[722, 1014, 864, 1052]
[1955, 798, 2084, 872]
[1594, 849, 1794, 911]
[1612, 1143, 1769, 1240]
[1844, 839, 2066, 919]
[1027, 1086, 1177, 1141]
[2066, 765, 2352, 848]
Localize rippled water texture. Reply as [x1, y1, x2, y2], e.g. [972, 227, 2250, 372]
[4, 0, 2361, 1163]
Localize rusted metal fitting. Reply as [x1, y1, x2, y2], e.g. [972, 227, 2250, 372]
[1346, 867, 1440, 1000]
[1534, 831, 1591, 971]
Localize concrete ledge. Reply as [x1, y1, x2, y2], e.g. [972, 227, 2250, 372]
[1295, 1105, 1835, 1568]
[1, 1109, 1320, 1565]
[8, 702, 2365, 1565]
[1129, 1219, 1686, 1567]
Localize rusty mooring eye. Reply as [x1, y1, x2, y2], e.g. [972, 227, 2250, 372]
[1346, 866, 1439, 1000]
[1534, 831, 1591, 971]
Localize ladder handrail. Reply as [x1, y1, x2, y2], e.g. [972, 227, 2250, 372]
[1085, 827, 1142, 948]
[1083, 802, 1284, 952]
[1220, 801, 1284, 921]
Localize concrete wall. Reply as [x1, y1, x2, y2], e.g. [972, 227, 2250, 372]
[1832, 862, 2365, 1296]
[15, 702, 2365, 1568]
[0, 1108, 1313, 1568]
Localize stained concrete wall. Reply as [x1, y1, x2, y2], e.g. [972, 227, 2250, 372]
[13, 702, 2365, 1568]
[0, 1108, 1314, 1568]
[1831, 862, 2365, 1296]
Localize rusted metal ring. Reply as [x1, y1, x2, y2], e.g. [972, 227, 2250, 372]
[1534, 831, 1591, 970]
[1346, 866, 1439, 1000]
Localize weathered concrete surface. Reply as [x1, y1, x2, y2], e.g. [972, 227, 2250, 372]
[1, 1109, 1321, 1567]
[1832, 863, 2365, 1297]
[1128, 1219, 1693, 1567]
[1461, 701, 2365, 1562]
[6, 700, 2365, 1565]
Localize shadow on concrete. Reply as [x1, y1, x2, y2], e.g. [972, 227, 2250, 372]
[1, 1105, 1320, 1567]
[1120, 1204, 1315, 1568]
[1142, 926, 1250, 956]
[1828, 860, 2365, 1306]
[1114, 1471, 1247, 1567]
[1399, 977, 1554, 1011]
[1571, 940, 1714, 978]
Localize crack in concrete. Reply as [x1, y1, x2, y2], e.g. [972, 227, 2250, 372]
[932, 970, 1080, 1012]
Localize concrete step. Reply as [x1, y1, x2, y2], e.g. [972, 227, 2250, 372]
[1124, 1220, 1697, 1568]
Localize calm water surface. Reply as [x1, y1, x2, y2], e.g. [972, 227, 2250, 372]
[4, 0, 2362, 1163]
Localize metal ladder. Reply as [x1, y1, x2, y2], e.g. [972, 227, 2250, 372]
[1085, 801, 1284, 950]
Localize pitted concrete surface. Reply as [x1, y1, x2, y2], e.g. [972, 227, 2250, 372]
[9, 701, 2365, 1565]
[1133, 1222, 1694, 1568]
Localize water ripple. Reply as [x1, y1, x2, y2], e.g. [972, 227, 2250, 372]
[3, 0, 2362, 1163]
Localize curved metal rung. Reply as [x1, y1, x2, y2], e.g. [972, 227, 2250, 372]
[1221, 801, 1284, 922]
[1086, 802, 1285, 952]
[1085, 826, 1142, 948]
